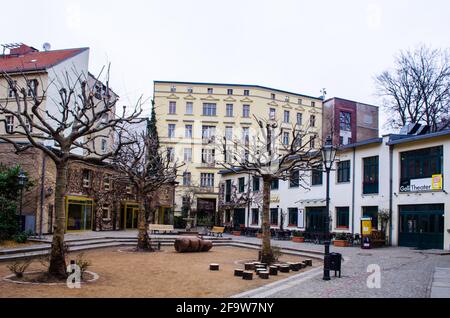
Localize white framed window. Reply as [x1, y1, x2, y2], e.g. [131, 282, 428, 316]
[310, 115, 316, 127]
[283, 132, 290, 145]
[284, 110, 290, 123]
[271, 93, 276, 100]
[8, 80, 17, 98]
[242, 127, 250, 144]
[25, 115, 33, 132]
[187, 87, 193, 94]
[225, 126, 233, 140]
[310, 135, 316, 148]
[168, 124, 176, 138]
[227, 89, 233, 95]
[311, 101, 316, 107]
[242, 105, 250, 118]
[244, 89, 250, 96]
[167, 147, 175, 162]
[103, 174, 111, 191]
[185, 125, 193, 138]
[207, 88, 213, 94]
[298, 98, 302, 105]
[202, 103, 217, 116]
[185, 102, 193, 115]
[202, 125, 216, 142]
[184, 148, 192, 162]
[285, 96, 290, 102]
[297, 113, 303, 125]
[226, 104, 233, 117]
[82, 169, 91, 188]
[200, 173, 214, 188]
[126, 185, 133, 194]
[170, 85, 176, 93]
[169, 101, 176, 114]
[5, 115, 14, 133]
[269, 108, 276, 120]
[27, 79, 38, 97]
[102, 204, 111, 220]
[183, 172, 191, 186]
[201, 148, 215, 164]
[101, 139, 108, 153]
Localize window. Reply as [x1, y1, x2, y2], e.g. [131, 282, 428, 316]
[336, 207, 350, 228]
[202, 126, 216, 142]
[242, 105, 250, 118]
[339, 136, 344, 145]
[102, 204, 111, 220]
[363, 156, 379, 194]
[271, 178, 279, 190]
[288, 208, 298, 226]
[310, 115, 316, 127]
[270, 208, 278, 225]
[311, 101, 316, 107]
[187, 87, 193, 94]
[167, 147, 175, 162]
[183, 172, 191, 186]
[101, 139, 107, 153]
[227, 89, 233, 95]
[252, 176, 260, 192]
[283, 132, 290, 145]
[271, 93, 276, 100]
[82, 170, 91, 188]
[296, 113, 303, 125]
[201, 148, 215, 164]
[184, 148, 192, 162]
[244, 89, 250, 96]
[337, 160, 351, 183]
[103, 175, 111, 191]
[207, 88, 213, 94]
[339, 111, 351, 131]
[284, 110, 290, 123]
[251, 209, 259, 225]
[363, 206, 379, 229]
[169, 101, 176, 114]
[238, 177, 245, 193]
[126, 185, 133, 194]
[269, 108, 276, 120]
[5, 115, 14, 133]
[185, 102, 193, 115]
[202, 103, 217, 116]
[226, 104, 234, 117]
[298, 98, 302, 105]
[185, 125, 193, 138]
[309, 135, 316, 148]
[27, 79, 38, 97]
[285, 96, 290, 102]
[225, 180, 232, 202]
[400, 146, 443, 191]
[311, 166, 323, 185]
[224, 146, 232, 163]
[225, 126, 233, 140]
[242, 127, 249, 144]
[289, 170, 299, 188]
[168, 124, 176, 138]
[7, 80, 18, 98]
[200, 173, 214, 188]
[170, 85, 176, 92]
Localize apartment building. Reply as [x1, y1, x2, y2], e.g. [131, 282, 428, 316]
[219, 128, 450, 251]
[153, 81, 323, 223]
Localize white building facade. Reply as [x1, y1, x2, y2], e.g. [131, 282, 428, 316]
[219, 130, 450, 250]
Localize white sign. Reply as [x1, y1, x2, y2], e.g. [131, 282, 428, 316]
[400, 177, 442, 193]
[298, 209, 305, 228]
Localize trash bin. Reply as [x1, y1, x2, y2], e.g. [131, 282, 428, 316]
[329, 252, 342, 278]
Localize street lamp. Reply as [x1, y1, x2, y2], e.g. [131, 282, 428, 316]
[321, 135, 337, 281]
[17, 169, 28, 232]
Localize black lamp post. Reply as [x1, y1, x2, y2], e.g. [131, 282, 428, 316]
[321, 135, 337, 281]
[17, 169, 28, 232]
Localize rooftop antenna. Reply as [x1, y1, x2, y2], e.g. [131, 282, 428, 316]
[42, 42, 51, 51]
[320, 88, 327, 100]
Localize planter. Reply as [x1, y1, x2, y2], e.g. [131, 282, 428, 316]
[333, 240, 349, 247]
[292, 237, 305, 243]
[232, 231, 241, 236]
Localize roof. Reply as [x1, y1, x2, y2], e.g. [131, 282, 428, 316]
[0, 47, 89, 73]
[386, 129, 450, 146]
[339, 137, 383, 150]
[323, 97, 379, 108]
[154, 80, 323, 101]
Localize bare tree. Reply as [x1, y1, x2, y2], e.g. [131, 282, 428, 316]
[112, 125, 182, 251]
[376, 45, 450, 132]
[0, 68, 142, 278]
[217, 117, 321, 264]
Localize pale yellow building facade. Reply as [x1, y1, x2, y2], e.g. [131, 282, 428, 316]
[153, 81, 323, 221]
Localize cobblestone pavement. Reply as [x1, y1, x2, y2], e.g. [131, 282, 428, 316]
[228, 235, 450, 298]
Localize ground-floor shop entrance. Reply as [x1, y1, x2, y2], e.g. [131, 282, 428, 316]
[120, 202, 139, 230]
[305, 207, 327, 234]
[196, 198, 216, 225]
[66, 197, 93, 231]
[399, 204, 444, 250]
[233, 208, 246, 229]
[158, 207, 173, 224]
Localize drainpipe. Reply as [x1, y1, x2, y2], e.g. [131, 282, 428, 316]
[389, 145, 394, 246]
[351, 147, 356, 235]
[39, 154, 46, 237]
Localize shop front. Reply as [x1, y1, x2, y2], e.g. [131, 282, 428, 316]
[66, 196, 94, 231]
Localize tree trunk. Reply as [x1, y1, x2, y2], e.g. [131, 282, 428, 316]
[260, 176, 273, 264]
[136, 192, 152, 251]
[48, 161, 68, 279]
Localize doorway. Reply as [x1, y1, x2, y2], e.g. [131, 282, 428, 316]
[120, 203, 139, 230]
[66, 197, 93, 231]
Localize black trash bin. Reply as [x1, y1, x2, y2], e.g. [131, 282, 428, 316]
[329, 253, 342, 278]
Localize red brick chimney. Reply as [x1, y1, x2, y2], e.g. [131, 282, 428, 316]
[9, 44, 38, 55]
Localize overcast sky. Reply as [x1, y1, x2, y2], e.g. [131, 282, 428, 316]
[1, 0, 449, 132]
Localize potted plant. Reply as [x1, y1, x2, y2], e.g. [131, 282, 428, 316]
[333, 233, 349, 247]
[256, 229, 263, 239]
[292, 231, 305, 243]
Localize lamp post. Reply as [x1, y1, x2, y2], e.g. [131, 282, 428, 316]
[17, 169, 28, 232]
[321, 135, 337, 281]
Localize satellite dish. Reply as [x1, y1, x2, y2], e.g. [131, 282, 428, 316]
[42, 42, 51, 51]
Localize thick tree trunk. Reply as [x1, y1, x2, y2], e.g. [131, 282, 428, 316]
[136, 192, 152, 251]
[260, 177, 273, 264]
[48, 161, 68, 279]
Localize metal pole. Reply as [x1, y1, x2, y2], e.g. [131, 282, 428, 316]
[323, 167, 331, 281]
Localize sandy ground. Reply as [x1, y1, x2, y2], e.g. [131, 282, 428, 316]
[0, 246, 318, 298]
[0, 241, 38, 249]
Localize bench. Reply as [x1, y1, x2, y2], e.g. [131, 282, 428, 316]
[208, 226, 225, 237]
[148, 224, 175, 234]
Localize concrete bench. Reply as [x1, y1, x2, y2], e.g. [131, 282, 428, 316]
[208, 226, 225, 237]
[148, 224, 175, 234]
